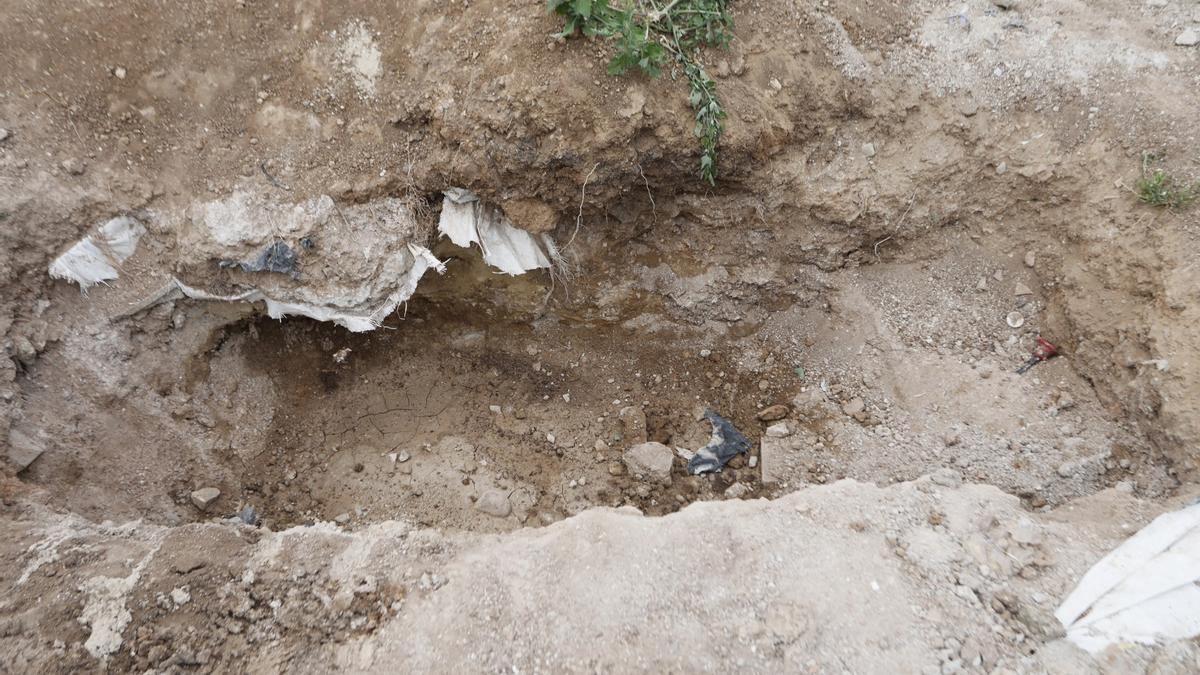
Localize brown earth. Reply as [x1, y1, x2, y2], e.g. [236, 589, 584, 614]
[2, 0, 1200, 672]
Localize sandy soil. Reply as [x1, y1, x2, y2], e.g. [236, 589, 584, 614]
[2, 0, 1200, 672]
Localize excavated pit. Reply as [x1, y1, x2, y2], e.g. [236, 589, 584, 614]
[14, 222, 1176, 534]
[4, 1, 1200, 669]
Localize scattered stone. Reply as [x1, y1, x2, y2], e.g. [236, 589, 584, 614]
[756, 404, 789, 422]
[624, 442, 674, 483]
[765, 422, 791, 438]
[975, 277, 987, 292]
[7, 429, 45, 471]
[60, 158, 85, 175]
[842, 397, 866, 418]
[930, 468, 963, 488]
[1024, 251, 1036, 268]
[862, 142, 876, 158]
[995, 162, 1008, 175]
[1056, 461, 1076, 478]
[725, 483, 750, 499]
[977, 363, 994, 379]
[943, 432, 961, 447]
[0, 128, 9, 143]
[748, 456, 758, 469]
[699, 349, 712, 358]
[189, 487, 220, 511]
[113, 66, 127, 79]
[619, 406, 648, 444]
[1176, 29, 1199, 47]
[170, 588, 191, 606]
[474, 489, 512, 518]
[396, 451, 411, 463]
[334, 512, 351, 524]
[1014, 282, 1033, 296]
[607, 461, 625, 476]
[489, 405, 502, 414]
[992, 0, 1016, 9]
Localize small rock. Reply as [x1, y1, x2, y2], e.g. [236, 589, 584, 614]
[1176, 29, 1199, 47]
[0, 128, 9, 143]
[1014, 282, 1033, 296]
[113, 66, 127, 79]
[768, 77, 782, 91]
[170, 588, 191, 606]
[748, 456, 758, 468]
[725, 483, 750, 499]
[977, 363, 994, 379]
[975, 277, 987, 292]
[189, 487, 221, 511]
[1006, 311, 1024, 328]
[607, 461, 626, 476]
[958, 100, 978, 117]
[862, 142, 876, 158]
[841, 397, 866, 417]
[489, 404, 502, 414]
[334, 512, 351, 524]
[765, 422, 791, 438]
[1024, 251, 1036, 268]
[60, 158, 85, 175]
[1056, 461, 1076, 478]
[756, 404, 789, 422]
[995, 162, 1008, 175]
[992, 0, 1017, 9]
[619, 406, 648, 444]
[396, 451, 411, 463]
[930, 468, 963, 488]
[943, 432, 961, 447]
[474, 489, 512, 518]
[699, 349, 712, 358]
[623, 442, 674, 483]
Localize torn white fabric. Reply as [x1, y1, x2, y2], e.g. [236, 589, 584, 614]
[166, 243, 445, 332]
[437, 189, 553, 276]
[1056, 501, 1200, 653]
[49, 216, 146, 290]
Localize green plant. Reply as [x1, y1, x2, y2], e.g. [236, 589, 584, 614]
[1136, 169, 1198, 208]
[548, 0, 734, 184]
[1135, 155, 1198, 208]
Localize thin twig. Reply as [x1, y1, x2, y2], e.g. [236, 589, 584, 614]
[637, 163, 658, 222]
[873, 194, 916, 261]
[566, 162, 600, 249]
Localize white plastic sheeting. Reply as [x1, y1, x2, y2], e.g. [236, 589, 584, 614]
[1056, 501, 1200, 653]
[48, 216, 146, 290]
[438, 188, 555, 275]
[144, 242, 445, 333]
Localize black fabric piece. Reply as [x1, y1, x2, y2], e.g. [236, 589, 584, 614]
[687, 410, 751, 475]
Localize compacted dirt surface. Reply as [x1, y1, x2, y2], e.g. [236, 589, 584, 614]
[2, 0, 1200, 673]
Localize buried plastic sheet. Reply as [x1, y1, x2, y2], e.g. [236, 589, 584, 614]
[48, 216, 146, 290]
[1056, 501, 1200, 653]
[140, 242, 446, 332]
[438, 189, 554, 275]
[687, 410, 752, 475]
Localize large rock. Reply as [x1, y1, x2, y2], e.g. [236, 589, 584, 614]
[190, 487, 221, 511]
[7, 429, 45, 471]
[623, 442, 674, 483]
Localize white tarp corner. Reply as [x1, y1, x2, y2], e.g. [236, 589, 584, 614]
[436, 189, 553, 276]
[49, 216, 146, 290]
[1056, 501, 1200, 653]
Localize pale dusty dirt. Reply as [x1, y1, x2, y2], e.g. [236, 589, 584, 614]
[2, 0, 1200, 672]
